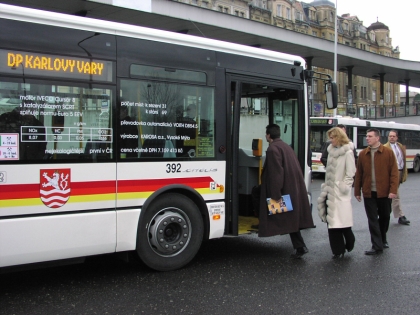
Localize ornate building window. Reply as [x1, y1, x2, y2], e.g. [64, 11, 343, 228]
[276, 4, 282, 17]
[370, 32, 375, 41]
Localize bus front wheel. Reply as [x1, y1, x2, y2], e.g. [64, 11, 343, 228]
[413, 156, 420, 173]
[136, 193, 204, 271]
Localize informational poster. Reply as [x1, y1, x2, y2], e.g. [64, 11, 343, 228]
[0, 133, 19, 160]
[197, 137, 213, 157]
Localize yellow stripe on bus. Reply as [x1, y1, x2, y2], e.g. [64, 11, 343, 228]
[116, 188, 219, 200]
[0, 193, 116, 208]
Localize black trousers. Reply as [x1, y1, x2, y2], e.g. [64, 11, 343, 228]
[290, 231, 306, 249]
[363, 191, 391, 250]
[251, 185, 261, 217]
[328, 227, 355, 255]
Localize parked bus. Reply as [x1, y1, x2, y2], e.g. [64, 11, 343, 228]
[0, 4, 336, 271]
[310, 117, 420, 173]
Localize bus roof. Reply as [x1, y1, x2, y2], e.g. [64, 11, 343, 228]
[311, 117, 420, 131]
[0, 3, 305, 67]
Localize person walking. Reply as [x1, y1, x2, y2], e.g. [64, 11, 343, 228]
[354, 128, 399, 255]
[321, 124, 357, 167]
[317, 127, 356, 259]
[384, 130, 410, 225]
[257, 124, 315, 259]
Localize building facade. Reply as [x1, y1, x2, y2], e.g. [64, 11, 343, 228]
[171, 0, 402, 116]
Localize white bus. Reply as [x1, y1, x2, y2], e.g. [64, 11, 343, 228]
[310, 117, 420, 173]
[0, 4, 336, 271]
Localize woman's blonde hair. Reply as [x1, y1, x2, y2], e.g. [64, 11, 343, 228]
[327, 127, 349, 146]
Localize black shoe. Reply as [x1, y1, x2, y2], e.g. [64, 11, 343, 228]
[383, 242, 389, 249]
[332, 253, 344, 260]
[291, 246, 308, 259]
[250, 224, 259, 229]
[398, 216, 410, 225]
[365, 248, 383, 255]
[346, 244, 354, 253]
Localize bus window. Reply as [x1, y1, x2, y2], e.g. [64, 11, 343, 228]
[310, 126, 329, 152]
[357, 127, 369, 149]
[0, 79, 113, 161]
[119, 79, 215, 159]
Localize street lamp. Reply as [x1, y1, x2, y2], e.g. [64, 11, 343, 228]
[333, 0, 338, 117]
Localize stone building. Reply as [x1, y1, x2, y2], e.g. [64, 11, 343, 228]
[174, 0, 251, 18]
[171, 0, 401, 115]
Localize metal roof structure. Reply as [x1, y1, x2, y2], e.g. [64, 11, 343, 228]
[2, 0, 420, 88]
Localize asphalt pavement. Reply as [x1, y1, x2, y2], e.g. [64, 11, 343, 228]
[1, 172, 420, 315]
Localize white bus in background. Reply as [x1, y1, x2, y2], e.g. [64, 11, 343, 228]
[310, 117, 420, 173]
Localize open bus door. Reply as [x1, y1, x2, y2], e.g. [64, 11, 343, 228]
[226, 75, 306, 236]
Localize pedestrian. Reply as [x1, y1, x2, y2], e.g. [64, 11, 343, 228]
[384, 130, 410, 225]
[321, 124, 357, 167]
[317, 127, 356, 259]
[354, 128, 399, 255]
[257, 124, 315, 259]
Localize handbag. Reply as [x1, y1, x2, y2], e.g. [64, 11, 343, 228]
[267, 194, 293, 215]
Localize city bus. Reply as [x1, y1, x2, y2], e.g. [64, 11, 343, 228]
[0, 4, 335, 271]
[310, 117, 420, 173]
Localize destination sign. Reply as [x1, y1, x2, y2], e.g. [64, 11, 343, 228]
[0, 49, 113, 82]
[310, 118, 336, 125]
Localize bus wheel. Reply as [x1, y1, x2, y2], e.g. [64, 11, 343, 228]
[413, 157, 420, 173]
[136, 193, 204, 271]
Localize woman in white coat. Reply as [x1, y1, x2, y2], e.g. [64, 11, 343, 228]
[317, 127, 356, 259]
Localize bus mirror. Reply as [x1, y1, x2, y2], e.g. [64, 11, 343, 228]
[325, 81, 338, 109]
[302, 69, 314, 81]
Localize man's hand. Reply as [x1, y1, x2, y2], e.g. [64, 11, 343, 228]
[355, 196, 362, 202]
[388, 193, 397, 199]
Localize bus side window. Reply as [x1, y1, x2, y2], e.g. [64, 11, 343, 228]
[119, 79, 215, 160]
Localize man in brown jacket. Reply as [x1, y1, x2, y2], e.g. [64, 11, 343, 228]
[354, 128, 399, 255]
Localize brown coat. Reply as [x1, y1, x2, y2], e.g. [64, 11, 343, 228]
[354, 144, 399, 198]
[383, 141, 408, 183]
[258, 138, 314, 237]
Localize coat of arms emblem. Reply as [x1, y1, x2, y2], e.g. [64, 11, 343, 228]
[40, 169, 71, 208]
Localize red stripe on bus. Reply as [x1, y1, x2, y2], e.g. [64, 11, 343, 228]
[117, 177, 213, 193]
[0, 177, 214, 200]
[0, 181, 116, 200]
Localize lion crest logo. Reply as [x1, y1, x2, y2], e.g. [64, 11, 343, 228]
[40, 169, 71, 208]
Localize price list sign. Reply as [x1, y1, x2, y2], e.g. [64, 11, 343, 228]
[0, 133, 19, 160]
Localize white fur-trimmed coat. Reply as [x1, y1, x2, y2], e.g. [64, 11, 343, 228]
[317, 143, 356, 228]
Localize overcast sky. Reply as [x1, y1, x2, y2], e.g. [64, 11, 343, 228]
[336, 0, 418, 62]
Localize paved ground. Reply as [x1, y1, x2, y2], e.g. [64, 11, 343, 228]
[1, 172, 420, 315]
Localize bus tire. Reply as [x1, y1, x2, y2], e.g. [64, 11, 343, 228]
[413, 156, 420, 173]
[136, 193, 204, 271]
